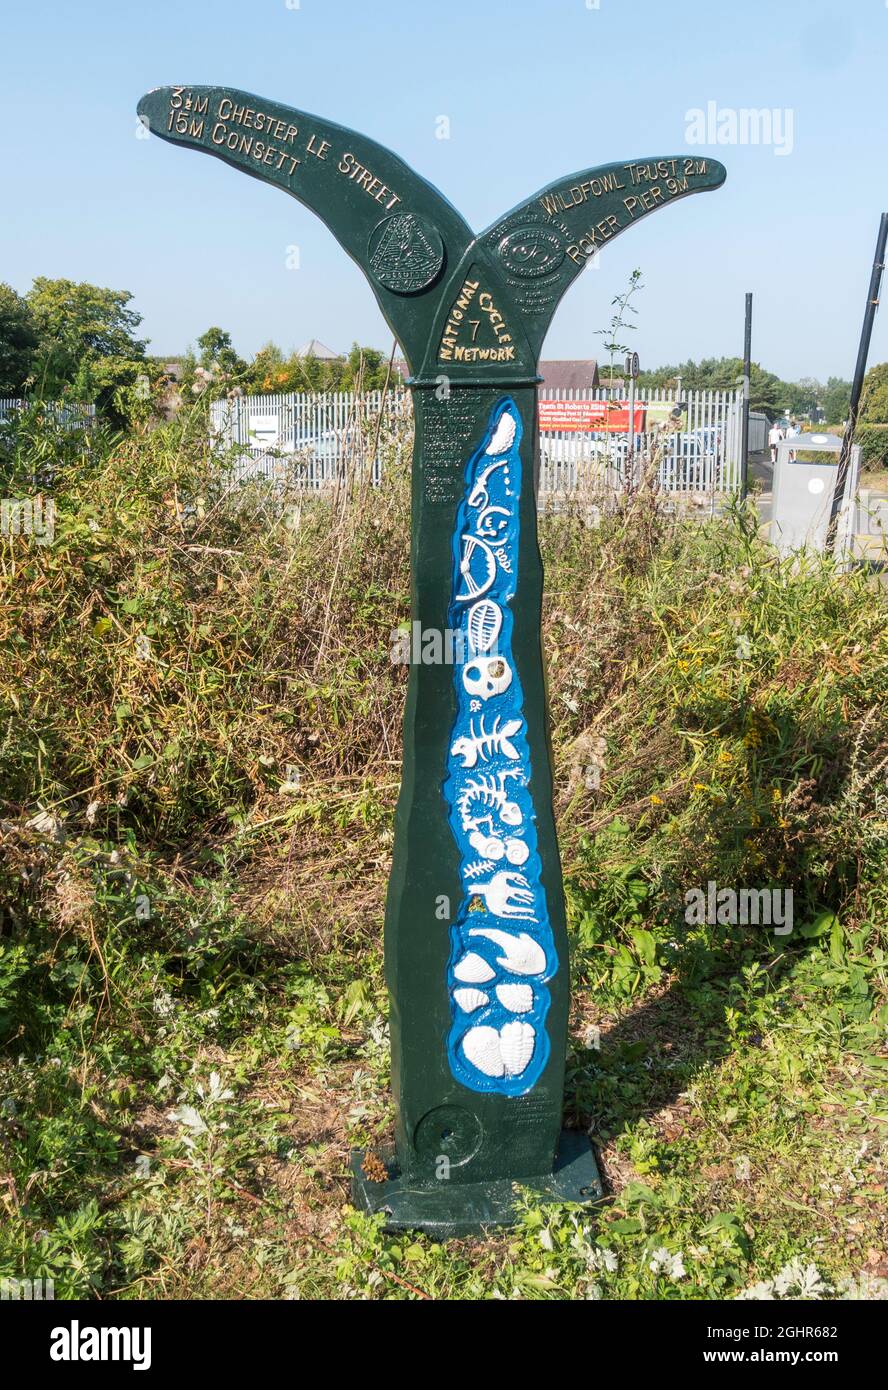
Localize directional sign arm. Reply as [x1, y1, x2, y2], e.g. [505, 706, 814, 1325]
[477, 155, 727, 357]
[137, 86, 475, 370]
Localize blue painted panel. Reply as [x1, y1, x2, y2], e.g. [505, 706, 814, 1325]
[442, 398, 556, 1096]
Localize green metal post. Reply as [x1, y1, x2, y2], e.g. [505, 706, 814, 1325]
[137, 86, 726, 1232]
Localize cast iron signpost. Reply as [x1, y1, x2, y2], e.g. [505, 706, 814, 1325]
[138, 85, 726, 1234]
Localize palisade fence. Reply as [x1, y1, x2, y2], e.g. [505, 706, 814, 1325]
[537, 388, 767, 497]
[0, 399, 96, 429]
[210, 389, 768, 498]
[211, 389, 408, 489]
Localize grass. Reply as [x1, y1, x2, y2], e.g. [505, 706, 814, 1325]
[0, 408, 886, 1300]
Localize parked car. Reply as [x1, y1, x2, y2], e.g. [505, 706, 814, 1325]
[539, 435, 621, 490]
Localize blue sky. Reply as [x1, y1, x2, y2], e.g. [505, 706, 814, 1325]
[3, 0, 887, 380]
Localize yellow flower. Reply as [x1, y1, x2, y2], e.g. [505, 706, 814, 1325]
[677, 659, 690, 672]
[718, 749, 734, 765]
[771, 787, 783, 802]
[693, 782, 708, 792]
[650, 794, 663, 805]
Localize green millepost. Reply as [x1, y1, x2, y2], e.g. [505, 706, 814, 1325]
[137, 86, 726, 1235]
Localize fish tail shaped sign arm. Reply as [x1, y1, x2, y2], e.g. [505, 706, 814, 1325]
[138, 83, 725, 1233]
[136, 86, 475, 371]
[473, 155, 727, 363]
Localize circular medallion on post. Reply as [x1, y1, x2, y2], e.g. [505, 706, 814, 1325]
[497, 225, 565, 279]
[413, 1105, 483, 1168]
[368, 213, 445, 294]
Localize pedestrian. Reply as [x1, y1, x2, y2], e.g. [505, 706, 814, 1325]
[768, 420, 785, 465]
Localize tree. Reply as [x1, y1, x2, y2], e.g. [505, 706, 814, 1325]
[860, 362, 888, 423]
[0, 283, 38, 396]
[612, 357, 849, 423]
[289, 348, 338, 392]
[635, 364, 681, 390]
[785, 377, 821, 419]
[197, 326, 246, 378]
[26, 278, 147, 397]
[648, 357, 790, 419]
[242, 341, 393, 395]
[821, 376, 851, 425]
[176, 327, 246, 404]
[341, 342, 392, 390]
[746, 363, 791, 420]
[857, 362, 888, 468]
[249, 341, 287, 392]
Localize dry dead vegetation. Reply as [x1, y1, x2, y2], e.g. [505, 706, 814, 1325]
[0, 409, 886, 1299]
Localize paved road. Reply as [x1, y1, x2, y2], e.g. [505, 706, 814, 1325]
[747, 448, 773, 492]
[745, 449, 773, 527]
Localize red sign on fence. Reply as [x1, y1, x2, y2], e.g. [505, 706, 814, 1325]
[539, 399, 646, 433]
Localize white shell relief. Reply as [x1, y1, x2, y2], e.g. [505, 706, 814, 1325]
[453, 951, 496, 984]
[485, 411, 517, 457]
[462, 1021, 536, 1077]
[500, 1021, 536, 1075]
[462, 1025, 504, 1078]
[469, 832, 505, 860]
[465, 832, 528, 866]
[496, 983, 534, 1014]
[453, 988, 489, 1013]
[469, 927, 547, 975]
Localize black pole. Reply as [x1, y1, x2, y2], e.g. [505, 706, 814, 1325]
[739, 292, 752, 502]
[826, 212, 888, 547]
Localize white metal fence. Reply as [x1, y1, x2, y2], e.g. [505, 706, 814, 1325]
[211, 389, 762, 496]
[538, 387, 755, 496]
[211, 390, 408, 487]
[0, 399, 96, 428]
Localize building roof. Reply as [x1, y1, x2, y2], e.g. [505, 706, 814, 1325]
[392, 358, 600, 390]
[539, 359, 600, 391]
[296, 338, 341, 360]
